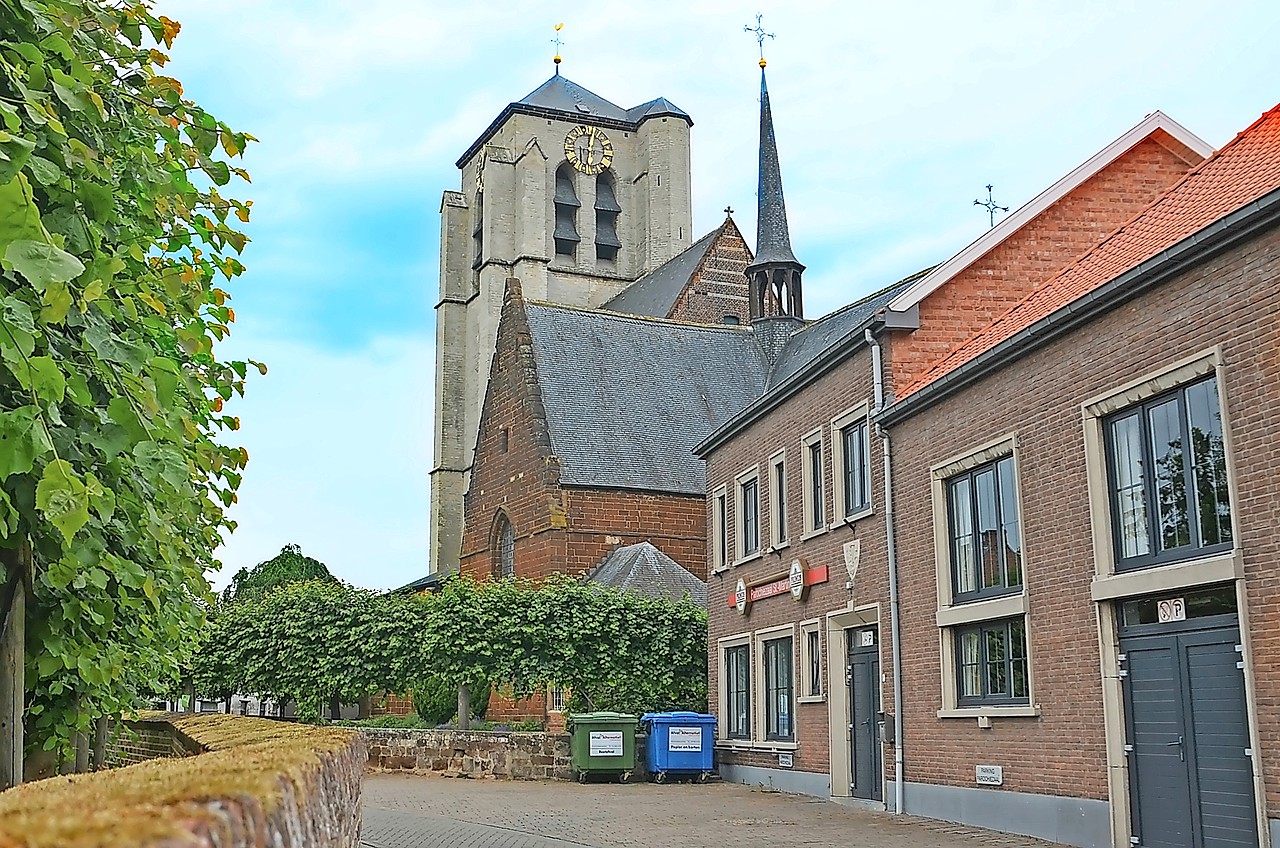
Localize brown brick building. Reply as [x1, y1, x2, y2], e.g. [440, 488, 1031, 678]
[700, 100, 1280, 848]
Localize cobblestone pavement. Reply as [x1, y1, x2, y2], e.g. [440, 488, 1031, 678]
[360, 773, 1067, 848]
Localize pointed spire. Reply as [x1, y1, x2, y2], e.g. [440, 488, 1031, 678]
[752, 67, 801, 268]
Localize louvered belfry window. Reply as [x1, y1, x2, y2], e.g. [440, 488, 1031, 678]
[594, 172, 621, 262]
[553, 165, 580, 257]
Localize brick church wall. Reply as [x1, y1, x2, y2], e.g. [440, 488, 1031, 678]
[668, 218, 753, 326]
[889, 136, 1201, 397]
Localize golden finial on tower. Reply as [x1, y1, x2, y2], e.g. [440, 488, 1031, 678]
[744, 13, 775, 68]
[552, 22, 565, 71]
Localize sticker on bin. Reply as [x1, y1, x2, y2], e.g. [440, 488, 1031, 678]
[589, 731, 624, 757]
[668, 727, 702, 752]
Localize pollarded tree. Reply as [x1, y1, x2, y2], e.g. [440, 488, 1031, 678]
[0, 1, 255, 777]
[220, 543, 336, 605]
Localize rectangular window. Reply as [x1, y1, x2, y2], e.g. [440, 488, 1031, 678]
[955, 618, 1029, 706]
[1104, 375, 1232, 570]
[799, 623, 822, 698]
[839, 418, 871, 518]
[713, 489, 728, 571]
[548, 684, 566, 712]
[770, 452, 787, 546]
[740, 477, 760, 557]
[763, 637, 794, 740]
[725, 645, 750, 739]
[947, 455, 1022, 602]
[802, 432, 825, 533]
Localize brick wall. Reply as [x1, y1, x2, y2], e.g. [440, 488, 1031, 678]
[103, 718, 199, 767]
[706, 349, 885, 780]
[888, 136, 1199, 397]
[668, 219, 753, 326]
[886, 223, 1280, 806]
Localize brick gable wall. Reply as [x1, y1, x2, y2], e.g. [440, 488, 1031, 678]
[668, 218, 753, 325]
[886, 223, 1280, 807]
[888, 137, 1199, 398]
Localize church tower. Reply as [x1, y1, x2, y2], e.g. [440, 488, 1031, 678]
[746, 64, 804, 321]
[429, 67, 695, 574]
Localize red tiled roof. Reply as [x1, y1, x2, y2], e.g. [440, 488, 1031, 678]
[901, 102, 1280, 398]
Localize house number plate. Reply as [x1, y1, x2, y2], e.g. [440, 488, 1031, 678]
[1158, 597, 1187, 623]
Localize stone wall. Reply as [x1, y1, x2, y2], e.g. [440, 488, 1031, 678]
[0, 714, 365, 847]
[362, 728, 649, 781]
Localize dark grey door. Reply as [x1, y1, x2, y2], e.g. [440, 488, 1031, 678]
[847, 626, 881, 801]
[1122, 619, 1256, 847]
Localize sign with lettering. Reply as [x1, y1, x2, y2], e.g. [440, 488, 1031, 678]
[668, 727, 702, 752]
[843, 540, 861, 584]
[589, 731, 623, 757]
[728, 564, 829, 612]
[777, 752, 793, 768]
[1158, 597, 1187, 623]
[975, 765, 1003, 786]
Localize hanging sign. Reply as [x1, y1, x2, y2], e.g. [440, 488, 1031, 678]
[728, 562, 829, 612]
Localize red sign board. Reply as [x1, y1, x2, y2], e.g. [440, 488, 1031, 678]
[726, 561, 829, 610]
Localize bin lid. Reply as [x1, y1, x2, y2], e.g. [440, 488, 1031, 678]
[640, 711, 716, 723]
[567, 711, 636, 725]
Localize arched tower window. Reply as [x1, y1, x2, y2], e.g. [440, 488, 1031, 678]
[493, 513, 515, 578]
[553, 164, 580, 258]
[594, 172, 621, 262]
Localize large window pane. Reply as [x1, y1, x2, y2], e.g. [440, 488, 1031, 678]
[975, 467, 1001, 590]
[949, 477, 977, 595]
[764, 637, 793, 740]
[774, 461, 788, 544]
[956, 619, 1029, 706]
[959, 630, 981, 698]
[725, 645, 750, 739]
[997, 457, 1022, 588]
[741, 478, 759, 556]
[1148, 398, 1190, 552]
[984, 626, 1008, 696]
[1184, 379, 1232, 547]
[808, 442, 824, 528]
[842, 420, 869, 516]
[1109, 412, 1150, 559]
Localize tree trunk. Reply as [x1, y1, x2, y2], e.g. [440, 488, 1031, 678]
[457, 683, 471, 731]
[92, 716, 109, 770]
[0, 541, 31, 790]
[186, 680, 196, 713]
[329, 693, 341, 721]
[73, 729, 90, 773]
[358, 694, 371, 720]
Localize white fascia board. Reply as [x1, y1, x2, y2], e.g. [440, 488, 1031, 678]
[885, 110, 1214, 314]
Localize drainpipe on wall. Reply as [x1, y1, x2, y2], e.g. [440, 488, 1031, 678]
[865, 327, 905, 816]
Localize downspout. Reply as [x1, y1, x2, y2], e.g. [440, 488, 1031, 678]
[865, 326, 905, 816]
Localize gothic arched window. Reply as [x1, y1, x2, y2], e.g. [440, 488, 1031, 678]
[594, 172, 621, 262]
[493, 514, 515, 578]
[553, 165, 580, 257]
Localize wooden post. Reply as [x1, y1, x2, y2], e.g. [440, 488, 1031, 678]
[457, 683, 471, 731]
[91, 716, 109, 770]
[0, 542, 31, 790]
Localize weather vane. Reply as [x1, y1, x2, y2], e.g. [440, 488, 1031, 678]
[974, 184, 1009, 229]
[552, 22, 565, 71]
[743, 13, 775, 67]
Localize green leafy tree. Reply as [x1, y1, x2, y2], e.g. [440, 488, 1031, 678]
[220, 543, 335, 605]
[0, 0, 256, 764]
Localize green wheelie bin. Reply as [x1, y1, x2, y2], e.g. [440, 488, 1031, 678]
[567, 711, 637, 783]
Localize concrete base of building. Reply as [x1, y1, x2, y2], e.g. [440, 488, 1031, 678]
[1270, 818, 1279, 846]
[830, 795, 885, 812]
[718, 763, 831, 798]
[889, 781, 1111, 848]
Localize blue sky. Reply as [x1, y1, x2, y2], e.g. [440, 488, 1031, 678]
[162, 1, 1280, 591]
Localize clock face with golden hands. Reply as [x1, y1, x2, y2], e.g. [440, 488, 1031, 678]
[564, 125, 613, 175]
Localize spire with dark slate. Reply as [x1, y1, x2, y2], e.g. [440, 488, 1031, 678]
[746, 64, 805, 320]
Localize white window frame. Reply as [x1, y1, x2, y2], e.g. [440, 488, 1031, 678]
[798, 618, 823, 702]
[768, 450, 788, 550]
[930, 433, 1038, 719]
[832, 403, 873, 524]
[801, 428, 827, 538]
[734, 465, 762, 564]
[1080, 346, 1244, 600]
[753, 623, 798, 748]
[717, 632, 752, 741]
[711, 485, 728, 573]
[547, 683, 566, 713]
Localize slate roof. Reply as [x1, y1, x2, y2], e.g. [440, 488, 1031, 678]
[518, 74, 631, 121]
[587, 542, 707, 607]
[602, 227, 721, 317]
[903, 101, 1280, 397]
[524, 303, 771, 493]
[626, 97, 691, 123]
[767, 270, 930, 388]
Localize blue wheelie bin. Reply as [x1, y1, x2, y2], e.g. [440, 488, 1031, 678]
[641, 711, 716, 783]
